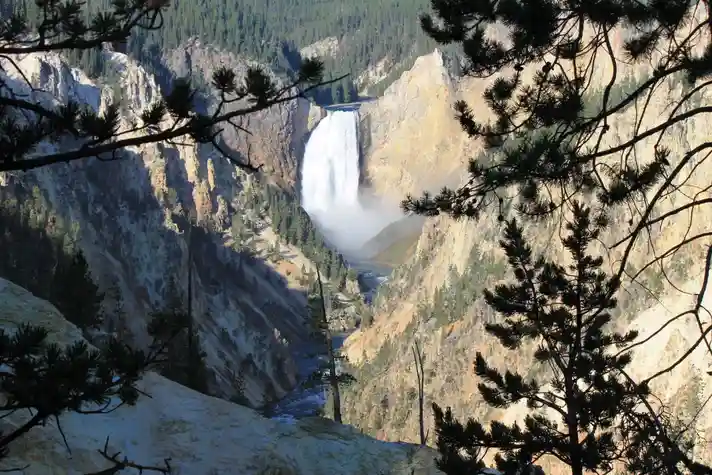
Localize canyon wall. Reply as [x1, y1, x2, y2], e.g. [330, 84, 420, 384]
[344, 11, 712, 473]
[0, 45, 324, 406]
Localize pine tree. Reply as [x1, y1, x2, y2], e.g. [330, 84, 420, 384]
[402, 2, 712, 473]
[431, 203, 708, 475]
[0, 319, 183, 471]
[148, 275, 210, 395]
[403, 0, 710, 225]
[50, 250, 104, 331]
[147, 305, 210, 395]
[0, 0, 336, 173]
[228, 363, 251, 407]
[305, 268, 356, 423]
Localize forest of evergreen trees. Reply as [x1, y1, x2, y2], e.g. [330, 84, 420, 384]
[246, 183, 356, 290]
[7, 0, 445, 104]
[0, 182, 103, 330]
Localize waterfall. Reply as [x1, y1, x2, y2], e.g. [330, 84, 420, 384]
[277, 107, 397, 420]
[301, 110, 361, 214]
[300, 108, 400, 253]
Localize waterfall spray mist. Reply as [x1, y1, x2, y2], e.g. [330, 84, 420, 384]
[300, 109, 401, 254]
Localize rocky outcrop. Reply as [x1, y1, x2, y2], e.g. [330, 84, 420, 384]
[0, 277, 444, 475]
[164, 38, 323, 192]
[0, 46, 323, 406]
[359, 49, 482, 200]
[342, 9, 712, 473]
[300, 37, 341, 60]
[8, 374, 442, 475]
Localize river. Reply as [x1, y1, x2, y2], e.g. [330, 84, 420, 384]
[270, 265, 388, 420]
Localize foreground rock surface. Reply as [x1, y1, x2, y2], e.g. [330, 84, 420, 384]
[0, 278, 442, 475]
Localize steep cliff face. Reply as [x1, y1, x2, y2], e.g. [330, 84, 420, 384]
[359, 48, 486, 200]
[342, 12, 712, 471]
[164, 38, 322, 192]
[0, 277, 444, 475]
[356, 49, 492, 267]
[0, 47, 323, 406]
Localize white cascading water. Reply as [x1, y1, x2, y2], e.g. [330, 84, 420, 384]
[301, 108, 399, 253]
[275, 108, 399, 420]
[301, 110, 361, 213]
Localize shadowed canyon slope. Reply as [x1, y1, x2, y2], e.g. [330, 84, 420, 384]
[0, 45, 330, 407]
[343, 12, 712, 473]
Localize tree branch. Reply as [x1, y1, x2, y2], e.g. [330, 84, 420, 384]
[86, 436, 171, 475]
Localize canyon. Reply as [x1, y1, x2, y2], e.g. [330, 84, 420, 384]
[1, 9, 712, 474]
[0, 43, 327, 409]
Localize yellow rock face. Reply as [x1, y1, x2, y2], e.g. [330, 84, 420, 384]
[343, 10, 712, 472]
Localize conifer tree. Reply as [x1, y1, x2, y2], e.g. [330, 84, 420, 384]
[404, 2, 712, 472]
[148, 275, 209, 395]
[305, 268, 355, 423]
[0, 317, 184, 471]
[51, 250, 104, 331]
[0, 0, 336, 470]
[402, 1, 712, 365]
[431, 203, 709, 475]
[0, 0, 338, 173]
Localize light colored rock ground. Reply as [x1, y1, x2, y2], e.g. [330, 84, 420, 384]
[0, 277, 444, 475]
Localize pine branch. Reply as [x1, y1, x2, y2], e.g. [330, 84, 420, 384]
[86, 436, 171, 475]
[0, 2, 167, 56]
[0, 411, 45, 453]
[0, 72, 347, 172]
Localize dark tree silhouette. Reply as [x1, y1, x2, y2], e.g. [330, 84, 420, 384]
[0, 318, 185, 472]
[50, 250, 104, 331]
[402, 1, 712, 345]
[403, 2, 712, 471]
[305, 268, 356, 423]
[431, 203, 709, 475]
[404, 0, 711, 222]
[412, 339, 426, 446]
[147, 276, 209, 395]
[0, 0, 340, 172]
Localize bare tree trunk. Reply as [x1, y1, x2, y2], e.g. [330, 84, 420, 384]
[187, 222, 193, 357]
[316, 268, 342, 423]
[412, 340, 425, 445]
